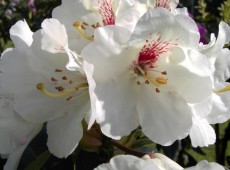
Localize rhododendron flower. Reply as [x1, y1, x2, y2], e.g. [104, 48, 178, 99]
[0, 19, 91, 158]
[82, 8, 213, 145]
[94, 154, 225, 170]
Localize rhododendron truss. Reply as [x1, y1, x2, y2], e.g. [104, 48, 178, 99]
[1, 0, 230, 169]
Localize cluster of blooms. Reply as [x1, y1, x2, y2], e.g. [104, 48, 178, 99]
[0, 0, 230, 169]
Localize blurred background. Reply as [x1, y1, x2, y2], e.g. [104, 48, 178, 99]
[0, 0, 230, 169]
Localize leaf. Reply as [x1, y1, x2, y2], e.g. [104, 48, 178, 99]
[25, 150, 51, 170]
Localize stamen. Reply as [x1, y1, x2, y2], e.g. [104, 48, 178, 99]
[73, 21, 94, 41]
[36, 83, 88, 98]
[213, 84, 230, 93]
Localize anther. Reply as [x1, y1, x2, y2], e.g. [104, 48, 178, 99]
[62, 76, 67, 80]
[51, 77, 58, 81]
[155, 77, 168, 85]
[55, 86, 65, 92]
[145, 80, 150, 84]
[161, 71, 167, 75]
[156, 88, 160, 93]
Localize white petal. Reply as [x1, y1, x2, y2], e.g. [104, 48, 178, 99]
[190, 96, 213, 119]
[152, 153, 183, 170]
[41, 18, 68, 53]
[0, 92, 41, 154]
[201, 21, 230, 64]
[116, 2, 146, 32]
[164, 51, 213, 103]
[131, 8, 200, 48]
[208, 86, 230, 124]
[47, 95, 89, 158]
[94, 155, 161, 170]
[189, 117, 216, 147]
[185, 160, 225, 170]
[10, 20, 33, 47]
[82, 26, 139, 139]
[3, 145, 27, 170]
[214, 48, 230, 82]
[137, 87, 193, 145]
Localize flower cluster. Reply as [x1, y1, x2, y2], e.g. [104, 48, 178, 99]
[0, 0, 230, 169]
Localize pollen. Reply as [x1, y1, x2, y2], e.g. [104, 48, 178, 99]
[155, 77, 168, 85]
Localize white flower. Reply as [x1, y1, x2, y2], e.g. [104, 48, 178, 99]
[82, 8, 213, 145]
[0, 19, 90, 158]
[94, 154, 225, 170]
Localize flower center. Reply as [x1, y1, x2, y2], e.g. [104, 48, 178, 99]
[133, 34, 176, 92]
[36, 68, 88, 101]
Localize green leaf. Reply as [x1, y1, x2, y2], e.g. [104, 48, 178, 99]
[25, 150, 51, 170]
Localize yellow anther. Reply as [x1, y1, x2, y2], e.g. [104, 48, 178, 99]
[36, 83, 88, 98]
[213, 84, 230, 93]
[73, 21, 94, 41]
[155, 77, 168, 85]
